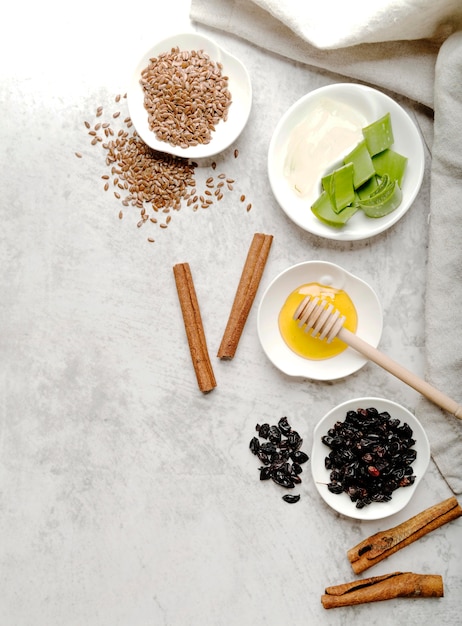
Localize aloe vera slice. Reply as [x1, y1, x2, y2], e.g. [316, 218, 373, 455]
[358, 178, 403, 218]
[322, 163, 355, 213]
[343, 140, 375, 188]
[362, 112, 394, 156]
[311, 190, 359, 227]
[372, 149, 408, 187]
[356, 175, 379, 199]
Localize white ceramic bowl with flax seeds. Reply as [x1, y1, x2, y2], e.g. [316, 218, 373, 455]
[127, 32, 252, 159]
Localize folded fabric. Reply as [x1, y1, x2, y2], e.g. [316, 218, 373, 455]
[415, 31, 462, 495]
[190, 0, 444, 109]
[245, 0, 462, 49]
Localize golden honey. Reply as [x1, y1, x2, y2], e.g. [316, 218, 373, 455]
[278, 282, 358, 360]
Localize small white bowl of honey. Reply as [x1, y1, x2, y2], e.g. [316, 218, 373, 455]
[257, 260, 382, 380]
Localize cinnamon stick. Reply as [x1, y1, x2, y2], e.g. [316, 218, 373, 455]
[217, 233, 273, 359]
[348, 496, 462, 574]
[173, 262, 216, 393]
[322, 572, 444, 609]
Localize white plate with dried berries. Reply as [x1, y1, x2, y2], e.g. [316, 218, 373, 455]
[311, 397, 430, 520]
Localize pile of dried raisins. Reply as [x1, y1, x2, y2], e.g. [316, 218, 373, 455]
[249, 417, 309, 503]
[322, 407, 417, 509]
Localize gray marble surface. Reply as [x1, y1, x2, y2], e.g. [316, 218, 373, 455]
[1, 2, 460, 625]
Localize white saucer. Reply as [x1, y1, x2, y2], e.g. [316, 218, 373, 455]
[127, 32, 252, 159]
[257, 261, 382, 380]
[268, 83, 425, 241]
[311, 397, 430, 520]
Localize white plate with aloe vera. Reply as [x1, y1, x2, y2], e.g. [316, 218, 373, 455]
[268, 83, 425, 241]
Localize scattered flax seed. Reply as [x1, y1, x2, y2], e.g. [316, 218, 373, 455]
[81, 93, 246, 243]
[147, 237, 155, 243]
[246, 203, 252, 212]
[234, 149, 239, 158]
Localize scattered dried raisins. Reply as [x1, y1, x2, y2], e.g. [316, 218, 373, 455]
[250, 416, 309, 503]
[282, 494, 301, 504]
[321, 407, 417, 509]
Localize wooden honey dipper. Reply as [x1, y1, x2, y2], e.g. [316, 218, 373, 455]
[294, 295, 462, 419]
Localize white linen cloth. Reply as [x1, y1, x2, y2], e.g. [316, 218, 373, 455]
[190, 0, 462, 493]
[243, 0, 462, 49]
